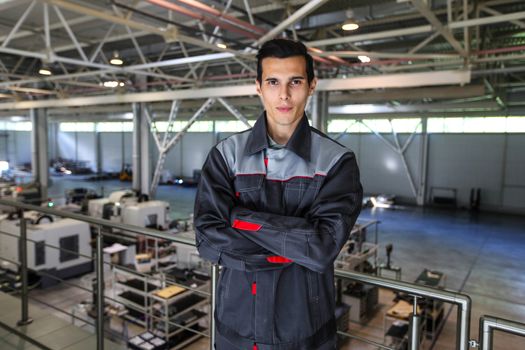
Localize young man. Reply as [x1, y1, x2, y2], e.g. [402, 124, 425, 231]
[194, 39, 363, 350]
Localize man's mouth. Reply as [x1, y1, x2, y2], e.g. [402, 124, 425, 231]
[277, 106, 292, 113]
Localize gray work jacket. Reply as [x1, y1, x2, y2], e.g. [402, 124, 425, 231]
[194, 113, 363, 349]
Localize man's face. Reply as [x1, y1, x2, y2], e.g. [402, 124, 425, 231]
[256, 56, 317, 131]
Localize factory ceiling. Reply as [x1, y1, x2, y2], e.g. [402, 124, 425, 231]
[0, 0, 525, 118]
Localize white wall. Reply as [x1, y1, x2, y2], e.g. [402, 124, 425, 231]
[335, 132, 525, 214]
[427, 134, 505, 208]
[336, 133, 422, 200]
[46, 127, 525, 214]
[15, 131, 31, 165]
[158, 132, 215, 178]
[502, 135, 525, 210]
[57, 131, 96, 171]
[100, 132, 122, 173]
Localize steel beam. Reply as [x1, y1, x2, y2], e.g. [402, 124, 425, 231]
[43, 3, 51, 56]
[46, 0, 175, 39]
[0, 47, 195, 85]
[150, 98, 216, 195]
[330, 101, 499, 114]
[1, 0, 36, 48]
[89, 23, 116, 63]
[316, 70, 471, 91]
[409, 32, 440, 54]
[0, 70, 472, 110]
[409, 0, 466, 57]
[216, 97, 251, 127]
[313, 51, 457, 60]
[254, 0, 330, 46]
[334, 85, 485, 103]
[306, 11, 525, 47]
[243, 0, 255, 25]
[53, 5, 89, 62]
[480, 6, 525, 29]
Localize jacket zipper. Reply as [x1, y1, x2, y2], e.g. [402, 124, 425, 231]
[252, 278, 257, 345]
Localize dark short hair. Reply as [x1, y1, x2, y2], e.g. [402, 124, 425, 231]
[256, 39, 315, 84]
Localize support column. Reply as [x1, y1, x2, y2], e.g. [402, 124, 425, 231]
[311, 91, 328, 132]
[30, 108, 49, 200]
[95, 131, 102, 174]
[416, 118, 429, 206]
[132, 102, 141, 192]
[139, 103, 151, 197]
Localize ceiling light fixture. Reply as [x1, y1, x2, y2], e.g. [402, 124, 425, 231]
[103, 81, 119, 88]
[358, 55, 371, 63]
[342, 21, 359, 31]
[216, 42, 227, 49]
[110, 52, 124, 65]
[38, 67, 52, 76]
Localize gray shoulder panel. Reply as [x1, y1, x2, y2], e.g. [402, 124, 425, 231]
[216, 128, 350, 179]
[310, 130, 350, 176]
[216, 131, 265, 176]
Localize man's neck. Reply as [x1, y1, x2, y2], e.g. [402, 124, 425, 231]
[266, 118, 301, 145]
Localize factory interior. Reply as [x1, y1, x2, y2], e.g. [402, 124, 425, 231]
[0, 0, 525, 349]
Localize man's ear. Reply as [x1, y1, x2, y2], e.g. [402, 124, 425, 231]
[255, 79, 262, 96]
[308, 77, 318, 96]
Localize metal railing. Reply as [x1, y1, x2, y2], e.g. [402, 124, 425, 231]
[478, 316, 525, 350]
[0, 198, 524, 350]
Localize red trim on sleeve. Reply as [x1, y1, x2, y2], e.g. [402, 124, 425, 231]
[264, 157, 268, 167]
[235, 191, 240, 198]
[266, 256, 293, 263]
[232, 219, 262, 231]
[252, 282, 257, 295]
[253, 343, 258, 350]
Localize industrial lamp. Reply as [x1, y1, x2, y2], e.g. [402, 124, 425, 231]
[110, 51, 124, 65]
[358, 55, 371, 63]
[38, 66, 52, 76]
[216, 40, 227, 49]
[342, 21, 359, 31]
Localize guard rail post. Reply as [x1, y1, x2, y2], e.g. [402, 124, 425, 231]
[17, 208, 33, 326]
[96, 226, 105, 350]
[408, 296, 421, 350]
[479, 316, 525, 350]
[210, 264, 219, 350]
[457, 294, 472, 350]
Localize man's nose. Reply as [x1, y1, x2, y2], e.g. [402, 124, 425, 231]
[279, 85, 290, 100]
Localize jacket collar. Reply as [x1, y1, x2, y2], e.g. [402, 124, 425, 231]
[246, 111, 311, 162]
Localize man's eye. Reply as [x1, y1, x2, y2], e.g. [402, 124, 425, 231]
[290, 80, 303, 86]
[267, 80, 278, 86]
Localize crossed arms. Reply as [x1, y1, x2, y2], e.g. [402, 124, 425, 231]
[194, 147, 363, 273]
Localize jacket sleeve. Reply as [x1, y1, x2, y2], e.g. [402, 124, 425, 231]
[231, 152, 363, 273]
[194, 146, 286, 271]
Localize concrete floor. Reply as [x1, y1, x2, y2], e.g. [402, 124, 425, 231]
[3, 177, 524, 349]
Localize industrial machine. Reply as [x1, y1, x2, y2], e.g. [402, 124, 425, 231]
[0, 211, 92, 288]
[0, 182, 43, 213]
[88, 190, 171, 231]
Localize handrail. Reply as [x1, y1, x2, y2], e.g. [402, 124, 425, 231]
[334, 269, 472, 350]
[2, 198, 524, 350]
[0, 320, 53, 350]
[0, 198, 195, 246]
[479, 316, 525, 350]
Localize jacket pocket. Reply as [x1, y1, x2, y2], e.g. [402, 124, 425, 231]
[217, 269, 255, 338]
[234, 175, 264, 209]
[284, 177, 319, 215]
[307, 269, 321, 329]
[273, 266, 319, 342]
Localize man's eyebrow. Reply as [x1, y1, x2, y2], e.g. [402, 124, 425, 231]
[264, 75, 305, 81]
